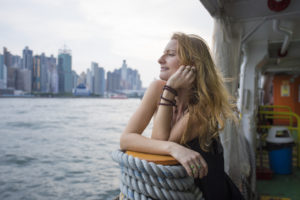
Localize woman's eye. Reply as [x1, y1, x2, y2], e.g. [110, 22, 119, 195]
[168, 54, 175, 56]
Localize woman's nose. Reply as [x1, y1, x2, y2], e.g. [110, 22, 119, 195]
[158, 55, 165, 64]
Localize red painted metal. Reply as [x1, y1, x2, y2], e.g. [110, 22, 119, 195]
[268, 0, 291, 12]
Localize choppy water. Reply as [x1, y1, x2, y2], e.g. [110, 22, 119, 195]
[0, 98, 152, 200]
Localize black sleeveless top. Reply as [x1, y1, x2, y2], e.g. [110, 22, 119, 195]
[186, 138, 245, 200]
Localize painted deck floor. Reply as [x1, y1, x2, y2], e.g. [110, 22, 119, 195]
[257, 168, 300, 200]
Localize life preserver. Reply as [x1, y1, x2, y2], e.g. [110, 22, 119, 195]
[268, 0, 291, 12]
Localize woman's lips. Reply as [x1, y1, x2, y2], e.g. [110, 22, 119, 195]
[160, 67, 169, 71]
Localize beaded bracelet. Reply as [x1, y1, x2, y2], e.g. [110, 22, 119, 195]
[160, 95, 176, 106]
[163, 85, 177, 96]
[159, 95, 177, 107]
[158, 102, 174, 106]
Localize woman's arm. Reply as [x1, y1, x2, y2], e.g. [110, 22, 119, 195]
[120, 79, 207, 178]
[120, 79, 164, 150]
[151, 65, 195, 141]
[151, 87, 175, 140]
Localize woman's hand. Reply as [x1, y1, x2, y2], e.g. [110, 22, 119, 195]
[166, 65, 196, 90]
[170, 142, 208, 179]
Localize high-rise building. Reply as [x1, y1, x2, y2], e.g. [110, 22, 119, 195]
[33, 55, 41, 91]
[127, 68, 142, 90]
[57, 48, 72, 93]
[121, 60, 127, 81]
[72, 70, 79, 89]
[48, 58, 58, 94]
[94, 66, 105, 96]
[6, 67, 17, 89]
[46, 55, 58, 93]
[86, 68, 93, 92]
[16, 68, 31, 92]
[79, 71, 87, 86]
[99, 67, 105, 95]
[0, 54, 7, 89]
[40, 53, 50, 93]
[116, 60, 142, 90]
[0, 54, 4, 81]
[91, 62, 98, 93]
[12, 55, 22, 68]
[22, 46, 33, 70]
[90, 62, 105, 96]
[106, 69, 121, 93]
[3, 47, 12, 68]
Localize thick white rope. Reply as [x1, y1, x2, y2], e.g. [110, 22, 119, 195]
[112, 150, 204, 200]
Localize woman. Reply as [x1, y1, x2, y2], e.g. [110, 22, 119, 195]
[120, 32, 244, 199]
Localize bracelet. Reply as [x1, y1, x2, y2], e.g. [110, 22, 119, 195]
[160, 95, 176, 106]
[158, 102, 174, 106]
[163, 85, 177, 96]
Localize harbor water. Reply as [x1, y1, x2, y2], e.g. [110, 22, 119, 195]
[0, 98, 152, 200]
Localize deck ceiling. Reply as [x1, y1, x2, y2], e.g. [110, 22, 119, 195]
[200, 0, 300, 41]
[200, 0, 300, 21]
[200, 0, 300, 51]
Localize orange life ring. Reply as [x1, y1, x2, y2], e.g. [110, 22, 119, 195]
[126, 150, 179, 165]
[268, 0, 291, 12]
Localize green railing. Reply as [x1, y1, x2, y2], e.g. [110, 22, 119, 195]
[258, 105, 300, 167]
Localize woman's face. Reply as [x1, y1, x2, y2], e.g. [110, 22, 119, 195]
[158, 39, 181, 81]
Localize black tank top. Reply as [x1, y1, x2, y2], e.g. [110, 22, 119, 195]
[186, 137, 245, 200]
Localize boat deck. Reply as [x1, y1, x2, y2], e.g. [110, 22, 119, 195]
[257, 167, 300, 200]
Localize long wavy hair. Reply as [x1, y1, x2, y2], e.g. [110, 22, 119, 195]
[171, 32, 237, 151]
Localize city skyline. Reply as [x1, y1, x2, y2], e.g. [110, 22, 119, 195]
[0, 45, 143, 96]
[0, 0, 213, 87]
[1, 45, 141, 86]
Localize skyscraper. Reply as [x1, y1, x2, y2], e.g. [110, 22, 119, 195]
[0, 54, 7, 89]
[72, 70, 79, 89]
[40, 53, 48, 92]
[57, 47, 72, 93]
[22, 46, 33, 70]
[3, 47, 12, 68]
[86, 68, 93, 92]
[94, 65, 105, 96]
[79, 71, 87, 86]
[117, 60, 142, 90]
[6, 67, 17, 89]
[33, 55, 41, 91]
[90, 62, 105, 96]
[0, 54, 4, 81]
[121, 60, 127, 81]
[106, 69, 121, 93]
[16, 68, 31, 92]
[47, 55, 58, 93]
[12, 55, 22, 68]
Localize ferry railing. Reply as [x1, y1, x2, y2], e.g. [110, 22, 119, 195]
[259, 105, 293, 126]
[258, 106, 300, 168]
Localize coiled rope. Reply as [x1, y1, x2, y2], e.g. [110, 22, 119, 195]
[112, 150, 204, 200]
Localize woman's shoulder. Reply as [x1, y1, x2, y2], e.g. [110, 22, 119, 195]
[144, 80, 165, 97]
[148, 79, 166, 90]
[141, 80, 166, 105]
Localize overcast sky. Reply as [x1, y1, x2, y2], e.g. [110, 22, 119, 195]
[0, 0, 213, 87]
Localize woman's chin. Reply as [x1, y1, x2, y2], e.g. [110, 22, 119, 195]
[159, 74, 169, 81]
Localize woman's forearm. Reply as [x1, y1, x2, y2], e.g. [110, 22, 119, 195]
[151, 89, 176, 140]
[120, 132, 209, 178]
[120, 132, 176, 155]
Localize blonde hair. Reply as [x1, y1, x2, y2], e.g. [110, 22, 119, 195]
[171, 32, 237, 151]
